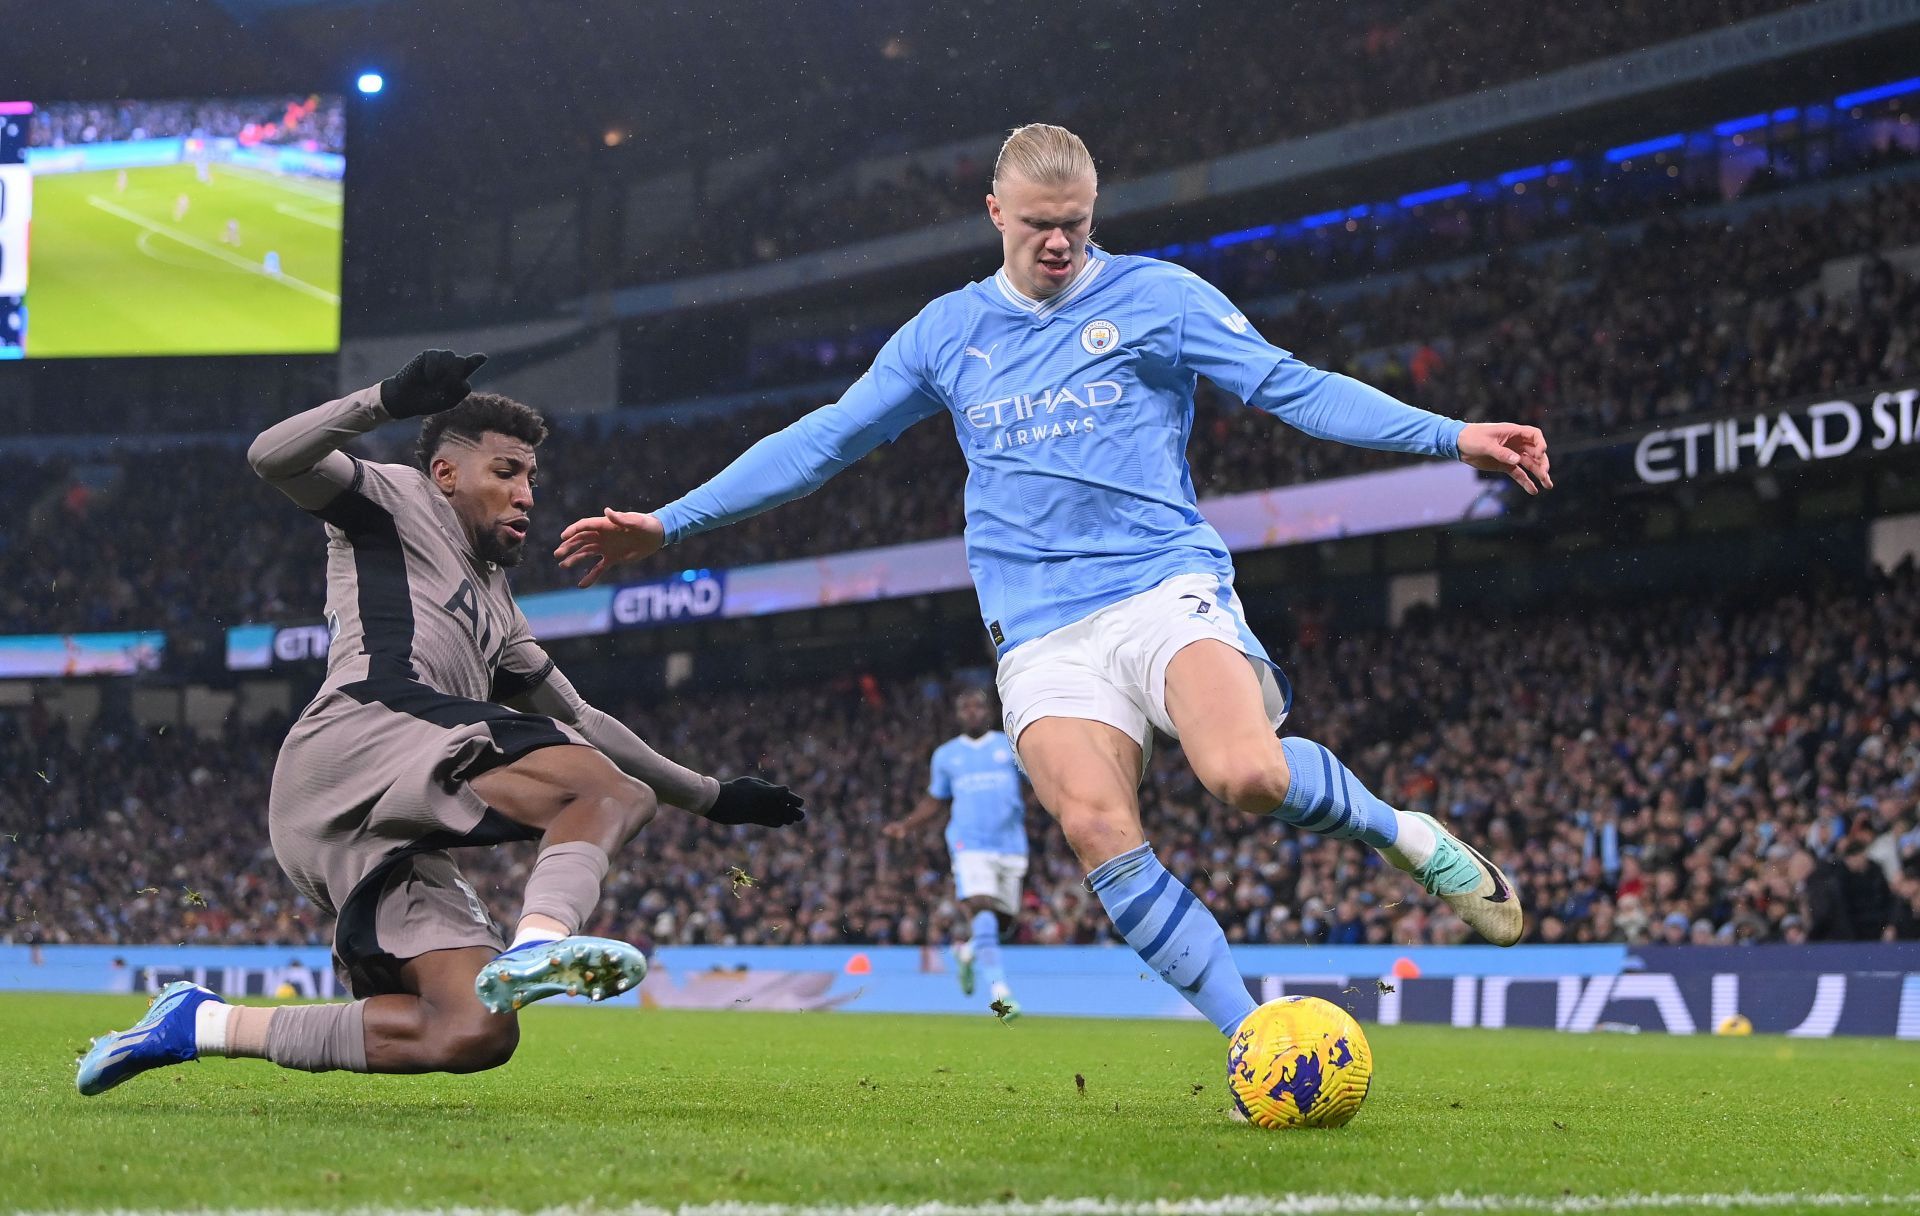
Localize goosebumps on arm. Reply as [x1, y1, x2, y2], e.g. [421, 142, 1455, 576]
[654, 363, 938, 544]
[246, 385, 390, 510]
[1248, 358, 1467, 459]
[513, 666, 720, 815]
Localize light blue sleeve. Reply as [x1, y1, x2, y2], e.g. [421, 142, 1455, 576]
[928, 746, 952, 800]
[1173, 270, 1466, 459]
[654, 319, 944, 543]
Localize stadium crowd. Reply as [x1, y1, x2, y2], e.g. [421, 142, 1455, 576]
[7, 171, 1918, 634]
[740, 170, 1920, 414]
[632, 0, 1802, 276]
[31, 96, 346, 154]
[5, 565, 1919, 951]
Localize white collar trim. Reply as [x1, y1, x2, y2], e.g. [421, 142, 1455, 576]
[994, 255, 1104, 319]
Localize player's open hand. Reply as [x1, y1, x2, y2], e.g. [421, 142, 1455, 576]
[555, 508, 665, 586]
[881, 821, 909, 840]
[707, 776, 807, 828]
[1458, 422, 1553, 495]
[380, 350, 487, 419]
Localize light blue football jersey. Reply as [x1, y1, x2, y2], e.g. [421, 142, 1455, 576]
[929, 729, 1026, 856]
[654, 247, 1465, 655]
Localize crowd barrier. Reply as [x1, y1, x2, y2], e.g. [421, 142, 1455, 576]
[6, 942, 1916, 1038]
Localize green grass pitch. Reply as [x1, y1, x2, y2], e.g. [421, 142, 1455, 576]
[3, 996, 1917, 1213]
[25, 163, 342, 358]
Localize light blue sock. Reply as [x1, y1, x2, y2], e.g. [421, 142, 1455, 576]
[1088, 843, 1257, 1036]
[970, 909, 1008, 995]
[1274, 736, 1400, 849]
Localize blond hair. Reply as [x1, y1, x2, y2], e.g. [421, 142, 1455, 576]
[992, 124, 1097, 191]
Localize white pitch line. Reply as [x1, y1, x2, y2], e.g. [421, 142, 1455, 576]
[272, 201, 343, 229]
[85, 194, 340, 305]
[222, 163, 344, 204]
[134, 229, 239, 274]
[12, 1193, 1920, 1216]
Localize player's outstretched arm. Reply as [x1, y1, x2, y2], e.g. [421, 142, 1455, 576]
[246, 349, 486, 509]
[882, 795, 951, 840]
[509, 661, 805, 828]
[1248, 360, 1555, 493]
[1172, 273, 1553, 495]
[556, 336, 941, 587]
[554, 395, 922, 587]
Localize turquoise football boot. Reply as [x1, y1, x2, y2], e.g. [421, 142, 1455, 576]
[1408, 812, 1525, 945]
[474, 936, 648, 1013]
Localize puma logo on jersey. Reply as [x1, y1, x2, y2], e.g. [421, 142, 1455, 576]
[964, 342, 1000, 370]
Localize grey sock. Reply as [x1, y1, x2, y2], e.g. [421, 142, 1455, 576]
[265, 1001, 370, 1073]
[519, 840, 611, 934]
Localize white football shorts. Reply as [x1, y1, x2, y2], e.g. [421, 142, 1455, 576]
[952, 849, 1028, 914]
[996, 572, 1291, 757]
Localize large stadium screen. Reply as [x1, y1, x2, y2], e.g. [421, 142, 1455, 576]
[0, 93, 344, 358]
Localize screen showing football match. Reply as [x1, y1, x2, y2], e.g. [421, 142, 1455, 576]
[0, 93, 344, 358]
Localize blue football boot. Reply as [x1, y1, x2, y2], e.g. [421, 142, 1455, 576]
[76, 981, 220, 1096]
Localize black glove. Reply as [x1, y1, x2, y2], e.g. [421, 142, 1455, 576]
[380, 349, 488, 419]
[707, 776, 806, 828]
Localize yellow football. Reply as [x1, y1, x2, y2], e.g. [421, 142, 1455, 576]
[1226, 996, 1374, 1129]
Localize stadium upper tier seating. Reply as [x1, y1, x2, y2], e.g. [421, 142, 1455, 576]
[618, 0, 1804, 279]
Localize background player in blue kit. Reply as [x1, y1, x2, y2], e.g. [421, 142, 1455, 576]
[885, 687, 1029, 1017]
[558, 123, 1554, 1039]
